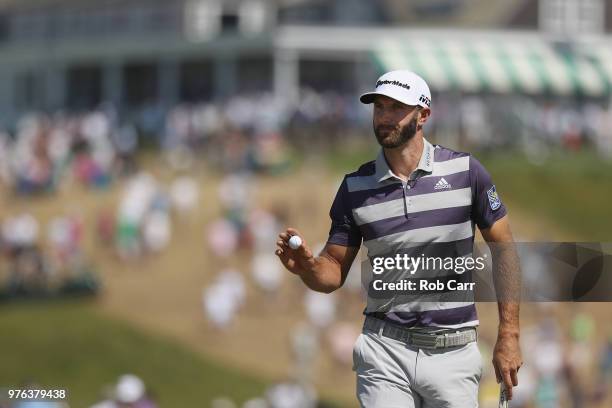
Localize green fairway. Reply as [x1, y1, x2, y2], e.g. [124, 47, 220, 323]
[478, 149, 612, 241]
[0, 299, 267, 407]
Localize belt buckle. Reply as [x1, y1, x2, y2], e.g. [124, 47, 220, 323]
[410, 332, 439, 349]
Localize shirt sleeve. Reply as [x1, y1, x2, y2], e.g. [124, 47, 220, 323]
[327, 177, 362, 247]
[470, 156, 507, 230]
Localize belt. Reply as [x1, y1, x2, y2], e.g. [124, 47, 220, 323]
[363, 316, 477, 349]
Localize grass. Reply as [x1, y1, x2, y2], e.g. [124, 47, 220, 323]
[478, 148, 612, 241]
[321, 144, 612, 240]
[0, 299, 267, 407]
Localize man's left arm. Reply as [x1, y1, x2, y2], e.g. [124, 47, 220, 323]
[481, 215, 523, 400]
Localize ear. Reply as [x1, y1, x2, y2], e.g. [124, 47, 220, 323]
[418, 108, 431, 125]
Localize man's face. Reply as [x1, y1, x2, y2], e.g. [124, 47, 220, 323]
[373, 95, 420, 148]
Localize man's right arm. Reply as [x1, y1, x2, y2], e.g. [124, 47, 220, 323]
[276, 227, 359, 293]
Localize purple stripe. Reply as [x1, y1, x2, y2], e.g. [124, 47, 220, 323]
[348, 183, 404, 208]
[360, 206, 472, 241]
[349, 160, 376, 177]
[368, 304, 478, 328]
[347, 170, 470, 208]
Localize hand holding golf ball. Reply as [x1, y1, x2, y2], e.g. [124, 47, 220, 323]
[288, 235, 302, 249]
[275, 228, 314, 275]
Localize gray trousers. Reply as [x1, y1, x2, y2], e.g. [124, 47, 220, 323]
[353, 328, 482, 407]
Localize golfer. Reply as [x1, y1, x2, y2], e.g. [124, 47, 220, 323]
[276, 70, 522, 407]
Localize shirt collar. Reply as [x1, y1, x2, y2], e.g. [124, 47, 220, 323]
[375, 138, 435, 183]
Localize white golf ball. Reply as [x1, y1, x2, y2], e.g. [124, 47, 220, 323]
[288, 235, 302, 250]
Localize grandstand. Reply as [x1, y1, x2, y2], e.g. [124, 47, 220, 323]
[1, 0, 612, 128]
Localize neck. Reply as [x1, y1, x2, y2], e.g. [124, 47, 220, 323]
[383, 133, 424, 182]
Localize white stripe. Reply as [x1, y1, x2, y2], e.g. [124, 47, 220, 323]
[364, 220, 474, 257]
[504, 42, 543, 94]
[353, 197, 404, 225]
[412, 41, 451, 90]
[471, 41, 513, 93]
[423, 156, 470, 178]
[536, 43, 573, 95]
[377, 40, 409, 71]
[353, 187, 471, 226]
[573, 57, 606, 96]
[443, 41, 481, 92]
[388, 301, 476, 313]
[588, 44, 612, 85]
[426, 320, 480, 329]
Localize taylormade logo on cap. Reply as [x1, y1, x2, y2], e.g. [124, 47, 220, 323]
[376, 79, 411, 90]
[360, 70, 432, 109]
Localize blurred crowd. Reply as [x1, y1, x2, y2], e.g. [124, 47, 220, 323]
[89, 374, 158, 408]
[0, 109, 129, 195]
[447, 95, 612, 158]
[0, 168, 207, 298]
[0, 211, 99, 300]
[478, 306, 611, 408]
[108, 172, 199, 261]
[2, 91, 611, 196]
[201, 163, 364, 407]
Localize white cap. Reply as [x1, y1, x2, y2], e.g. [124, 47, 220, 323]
[360, 70, 431, 109]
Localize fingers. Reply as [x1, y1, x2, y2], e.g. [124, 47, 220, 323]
[297, 243, 313, 259]
[493, 359, 518, 400]
[502, 371, 513, 400]
[286, 227, 301, 236]
[275, 238, 286, 255]
[510, 367, 519, 387]
[493, 361, 502, 384]
[279, 228, 301, 241]
[278, 228, 307, 253]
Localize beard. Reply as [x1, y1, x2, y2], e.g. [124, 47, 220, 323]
[374, 116, 418, 148]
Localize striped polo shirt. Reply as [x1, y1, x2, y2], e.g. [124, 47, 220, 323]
[327, 138, 507, 329]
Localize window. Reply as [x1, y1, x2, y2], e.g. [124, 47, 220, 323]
[124, 63, 158, 106]
[67, 66, 102, 110]
[539, 0, 605, 35]
[180, 60, 214, 102]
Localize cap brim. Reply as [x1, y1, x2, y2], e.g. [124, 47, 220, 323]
[359, 90, 416, 107]
[359, 92, 379, 104]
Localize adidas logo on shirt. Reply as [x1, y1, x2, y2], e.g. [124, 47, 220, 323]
[434, 177, 451, 190]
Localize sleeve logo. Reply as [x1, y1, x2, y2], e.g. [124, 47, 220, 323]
[487, 185, 501, 211]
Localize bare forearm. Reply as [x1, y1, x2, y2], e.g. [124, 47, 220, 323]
[492, 244, 521, 336]
[498, 302, 520, 338]
[297, 255, 343, 293]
